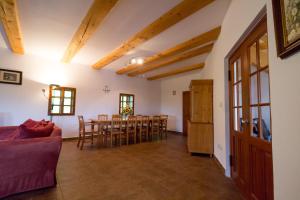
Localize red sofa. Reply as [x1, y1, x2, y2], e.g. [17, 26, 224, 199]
[0, 125, 62, 198]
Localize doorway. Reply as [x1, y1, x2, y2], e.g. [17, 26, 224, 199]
[229, 16, 273, 200]
[182, 91, 190, 136]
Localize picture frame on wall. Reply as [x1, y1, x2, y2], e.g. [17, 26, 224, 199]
[272, 0, 300, 58]
[0, 68, 22, 85]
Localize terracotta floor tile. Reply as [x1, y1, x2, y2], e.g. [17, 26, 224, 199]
[4, 134, 242, 200]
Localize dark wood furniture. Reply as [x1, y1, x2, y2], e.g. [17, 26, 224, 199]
[182, 91, 190, 136]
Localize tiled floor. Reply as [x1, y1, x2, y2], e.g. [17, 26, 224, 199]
[5, 134, 243, 200]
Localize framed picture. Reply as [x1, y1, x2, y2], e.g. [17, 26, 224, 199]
[0, 68, 22, 85]
[272, 0, 300, 58]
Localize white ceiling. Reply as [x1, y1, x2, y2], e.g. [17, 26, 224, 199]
[0, 0, 231, 76]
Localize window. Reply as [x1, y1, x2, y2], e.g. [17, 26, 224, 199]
[48, 85, 76, 116]
[119, 93, 134, 115]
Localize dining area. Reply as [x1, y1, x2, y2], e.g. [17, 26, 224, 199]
[77, 114, 168, 150]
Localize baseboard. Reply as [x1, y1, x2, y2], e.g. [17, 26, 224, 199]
[62, 136, 78, 141]
[213, 155, 225, 174]
[167, 130, 183, 135]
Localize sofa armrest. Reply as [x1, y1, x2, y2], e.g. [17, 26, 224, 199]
[50, 126, 62, 137]
[0, 126, 18, 140]
[0, 136, 62, 180]
[0, 126, 18, 135]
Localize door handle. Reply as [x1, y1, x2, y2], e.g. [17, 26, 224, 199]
[241, 119, 249, 125]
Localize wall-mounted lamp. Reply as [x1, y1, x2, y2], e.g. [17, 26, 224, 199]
[42, 88, 48, 99]
[103, 85, 111, 94]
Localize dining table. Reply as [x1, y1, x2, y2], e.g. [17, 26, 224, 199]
[89, 116, 166, 146]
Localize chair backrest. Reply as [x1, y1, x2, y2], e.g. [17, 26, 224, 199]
[160, 115, 168, 126]
[127, 115, 137, 129]
[160, 115, 168, 120]
[111, 114, 122, 129]
[98, 114, 108, 121]
[141, 116, 149, 127]
[136, 115, 143, 121]
[78, 115, 85, 132]
[112, 114, 121, 119]
[152, 115, 161, 127]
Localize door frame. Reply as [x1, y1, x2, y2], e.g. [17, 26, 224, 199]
[226, 6, 273, 200]
[182, 91, 191, 136]
[224, 6, 267, 177]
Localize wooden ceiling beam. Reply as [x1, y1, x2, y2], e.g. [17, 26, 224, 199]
[0, 0, 24, 54]
[92, 0, 214, 69]
[147, 63, 205, 80]
[62, 0, 118, 63]
[117, 26, 221, 75]
[128, 43, 213, 76]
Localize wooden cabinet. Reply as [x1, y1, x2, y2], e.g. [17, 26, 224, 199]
[188, 122, 213, 154]
[187, 80, 213, 156]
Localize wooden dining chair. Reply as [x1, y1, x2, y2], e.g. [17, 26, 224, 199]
[107, 115, 124, 147]
[151, 115, 161, 141]
[77, 115, 97, 150]
[160, 115, 168, 139]
[127, 115, 137, 145]
[138, 116, 149, 143]
[98, 114, 108, 121]
[112, 114, 121, 118]
[97, 114, 109, 146]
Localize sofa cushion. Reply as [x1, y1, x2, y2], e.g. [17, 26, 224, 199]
[22, 119, 40, 128]
[19, 121, 55, 139]
[0, 127, 19, 140]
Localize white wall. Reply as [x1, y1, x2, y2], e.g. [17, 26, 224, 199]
[160, 0, 300, 199]
[267, 2, 300, 199]
[160, 70, 204, 132]
[201, 0, 268, 173]
[202, 0, 300, 199]
[0, 48, 161, 138]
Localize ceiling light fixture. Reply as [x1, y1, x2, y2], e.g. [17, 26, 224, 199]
[130, 57, 144, 65]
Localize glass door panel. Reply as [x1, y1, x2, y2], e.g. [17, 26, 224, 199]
[248, 32, 271, 142]
[250, 42, 258, 73]
[259, 33, 269, 68]
[250, 74, 258, 105]
[260, 69, 270, 103]
[251, 106, 259, 138]
[261, 106, 271, 141]
[232, 58, 243, 134]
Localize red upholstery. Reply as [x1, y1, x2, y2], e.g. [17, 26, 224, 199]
[19, 121, 54, 139]
[0, 123, 62, 198]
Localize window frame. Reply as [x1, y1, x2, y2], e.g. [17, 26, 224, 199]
[48, 85, 76, 116]
[119, 93, 135, 115]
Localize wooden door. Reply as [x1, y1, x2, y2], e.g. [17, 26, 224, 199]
[229, 16, 273, 200]
[182, 91, 190, 136]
